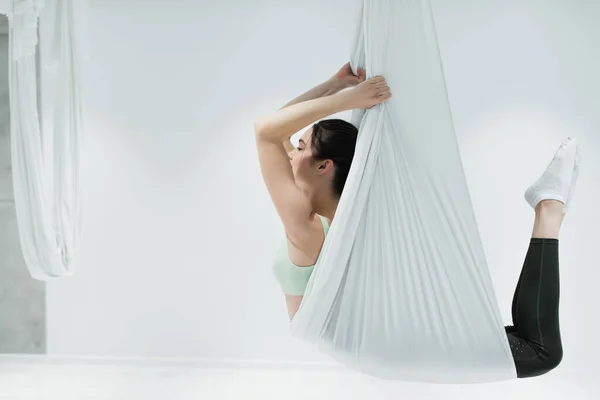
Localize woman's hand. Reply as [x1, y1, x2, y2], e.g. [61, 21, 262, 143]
[330, 62, 366, 90]
[337, 76, 392, 110]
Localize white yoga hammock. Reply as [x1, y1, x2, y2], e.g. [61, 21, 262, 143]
[1, 0, 83, 280]
[289, 0, 518, 383]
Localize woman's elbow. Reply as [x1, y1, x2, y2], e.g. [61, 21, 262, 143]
[255, 120, 278, 143]
[254, 119, 268, 138]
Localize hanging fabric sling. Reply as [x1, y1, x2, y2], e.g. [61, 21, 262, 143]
[289, 0, 517, 383]
[1, 0, 83, 280]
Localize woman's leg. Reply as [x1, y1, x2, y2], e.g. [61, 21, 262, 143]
[505, 137, 580, 378]
[506, 200, 564, 378]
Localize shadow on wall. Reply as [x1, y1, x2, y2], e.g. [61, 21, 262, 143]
[0, 14, 46, 354]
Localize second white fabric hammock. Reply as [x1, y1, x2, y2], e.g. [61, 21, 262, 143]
[4, 0, 83, 280]
[289, 0, 517, 383]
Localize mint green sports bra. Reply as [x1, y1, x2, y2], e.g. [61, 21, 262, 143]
[272, 216, 330, 296]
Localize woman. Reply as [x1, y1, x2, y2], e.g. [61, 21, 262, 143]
[254, 63, 580, 378]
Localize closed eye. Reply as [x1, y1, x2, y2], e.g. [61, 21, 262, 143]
[297, 138, 306, 151]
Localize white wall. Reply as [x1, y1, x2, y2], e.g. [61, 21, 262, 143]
[47, 0, 358, 363]
[46, 0, 599, 392]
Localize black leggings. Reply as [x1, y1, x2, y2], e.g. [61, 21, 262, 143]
[505, 238, 563, 378]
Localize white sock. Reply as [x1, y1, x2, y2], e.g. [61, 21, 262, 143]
[524, 137, 577, 210]
[563, 144, 582, 213]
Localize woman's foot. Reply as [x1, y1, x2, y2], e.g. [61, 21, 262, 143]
[524, 138, 578, 211]
[563, 145, 582, 214]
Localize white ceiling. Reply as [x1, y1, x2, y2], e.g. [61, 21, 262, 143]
[0, 15, 8, 35]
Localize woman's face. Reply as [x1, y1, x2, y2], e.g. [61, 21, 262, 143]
[288, 128, 317, 189]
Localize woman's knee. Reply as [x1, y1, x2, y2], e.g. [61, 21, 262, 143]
[550, 349, 564, 369]
[545, 344, 564, 372]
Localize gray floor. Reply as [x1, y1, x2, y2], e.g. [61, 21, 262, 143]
[0, 22, 46, 354]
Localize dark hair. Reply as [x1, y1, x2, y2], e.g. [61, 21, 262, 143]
[310, 119, 358, 198]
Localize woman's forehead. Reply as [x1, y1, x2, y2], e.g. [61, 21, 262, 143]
[300, 127, 313, 142]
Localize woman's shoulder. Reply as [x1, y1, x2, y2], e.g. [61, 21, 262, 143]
[285, 214, 329, 265]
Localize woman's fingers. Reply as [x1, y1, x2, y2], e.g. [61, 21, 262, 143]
[349, 75, 392, 108]
[370, 77, 390, 95]
[375, 85, 391, 97]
